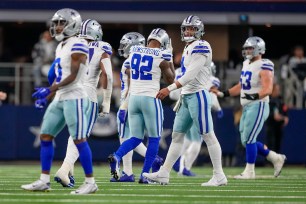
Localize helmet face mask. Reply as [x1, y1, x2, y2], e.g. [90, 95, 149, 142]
[242, 36, 266, 60]
[49, 8, 82, 41]
[118, 32, 145, 58]
[181, 15, 204, 42]
[79, 19, 103, 41]
[147, 28, 169, 49]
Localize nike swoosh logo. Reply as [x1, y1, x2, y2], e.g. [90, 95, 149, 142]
[217, 177, 226, 183]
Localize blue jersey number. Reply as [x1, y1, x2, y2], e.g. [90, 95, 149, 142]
[53, 58, 63, 83]
[240, 71, 252, 90]
[89, 48, 94, 63]
[131, 53, 153, 80]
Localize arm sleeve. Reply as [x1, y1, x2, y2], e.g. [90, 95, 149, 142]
[47, 61, 56, 85]
[177, 54, 207, 86]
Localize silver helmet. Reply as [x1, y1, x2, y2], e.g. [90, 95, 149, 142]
[50, 8, 82, 41]
[118, 32, 145, 58]
[147, 28, 169, 49]
[181, 15, 204, 42]
[79, 19, 103, 41]
[242, 36, 266, 60]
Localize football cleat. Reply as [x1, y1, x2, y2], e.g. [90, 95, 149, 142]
[143, 167, 169, 185]
[110, 171, 135, 182]
[181, 168, 196, 176]
[273, 154, 287, 177]
[54, 169, 75, 187]
[108, 154, 121, 181]
[234, 171, 255, 179]
[21, 179, 51, 191]
[54, 175, 75, 188]
[152, 155, 164, 173]
[70, 182, 98, 194]
[138, 175, 149, 184]
[201, 175, 228, 186]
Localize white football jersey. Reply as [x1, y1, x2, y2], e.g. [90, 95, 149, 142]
[240, 58, 274, 106]
[83, 41, 112, 103]
[180, 40, 212, 94]
[53, 36, 89, 101]
[120, 59, 130, 102]
[128, 45, 172, 97]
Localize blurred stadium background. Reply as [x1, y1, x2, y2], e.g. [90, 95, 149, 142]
[0, 0, 306, 167]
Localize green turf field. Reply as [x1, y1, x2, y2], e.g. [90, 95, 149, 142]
[0, 164, 305, 204]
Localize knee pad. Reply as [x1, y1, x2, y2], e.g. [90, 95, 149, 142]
[172, 132, 185, 144]
[202, 131, 218, 146]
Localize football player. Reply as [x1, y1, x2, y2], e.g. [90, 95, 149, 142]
[110, 32, 164, 182]
[143, 15, 227, 186]
[21, 9, 98, 194]
[54, 19, 113, 186]
[215, 36, 286, 179]
[108, 28, 175, 183]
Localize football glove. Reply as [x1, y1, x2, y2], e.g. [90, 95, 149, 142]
[35, 98, 47, 109]
[32, 87, 51, 99]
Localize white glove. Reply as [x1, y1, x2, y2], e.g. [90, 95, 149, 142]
[99, 89, 112, 117]
[216, 91, 224, 98]
[173, 95, 182, 112]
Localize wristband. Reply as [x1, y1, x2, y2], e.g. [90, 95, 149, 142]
[167, 83, 178, 92]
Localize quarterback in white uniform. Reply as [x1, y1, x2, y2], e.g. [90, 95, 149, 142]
[143, 15, 227, 186]
[216, 36, 286, 179]
[54, 19, 113, 187]
[108, 28, 175, 183]
[22, 9, 98, 194]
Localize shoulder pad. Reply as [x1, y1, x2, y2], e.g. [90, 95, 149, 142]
[123, 59, 130, 69]
[261, 59, 274, 71]
[191, 40, 210, 55]
[161, 49, 172, 61]
[100, 42, 112, 55]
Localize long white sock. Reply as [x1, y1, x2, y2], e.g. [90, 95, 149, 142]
[162, 132, 185, 172]
[266, 150, 279, 164]
[245, 163, 255, 172]
[179, 138, 189, 172]
[134, 142, 147, 157]
[40, 173, 50, 183]
[202, 131, 224, 175]
[85, 177, 95, 184]
[120, 138, 133, 176]
[184, 141, 202, 170]
[61, 136, 79, 175]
